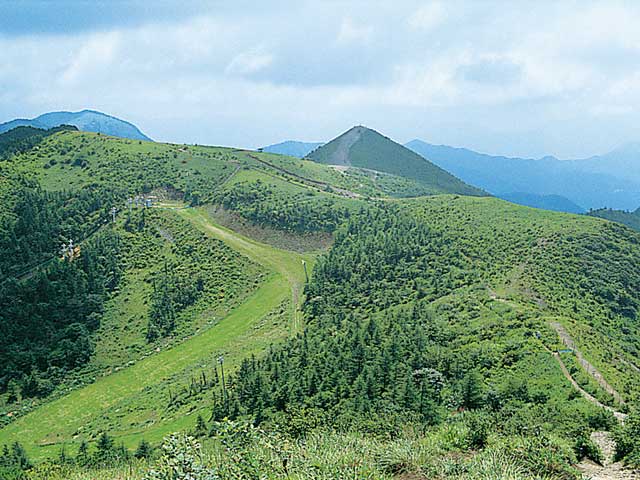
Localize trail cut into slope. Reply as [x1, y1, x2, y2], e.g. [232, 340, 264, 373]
[551, 321, 625, 406]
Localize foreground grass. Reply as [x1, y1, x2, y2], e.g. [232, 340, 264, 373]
[0, 209, 312, 459]
[22, 424, 582, 480]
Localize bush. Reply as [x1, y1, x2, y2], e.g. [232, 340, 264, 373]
[144, 434, 215, 480]
[614, 406, 640, 465]
[574, 432, 602, 464]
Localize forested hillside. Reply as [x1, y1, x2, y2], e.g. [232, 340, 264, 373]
[1, 129, 640, 479]
[210, 199, 640, 461]
[588, 207, 640, 232]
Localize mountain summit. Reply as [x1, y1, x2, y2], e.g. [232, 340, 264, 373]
[306, 126, 485, 196]
[0, 110, 151, 141]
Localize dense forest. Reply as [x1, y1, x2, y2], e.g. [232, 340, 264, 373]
[0, 125, 77, 160]
[211, 205, 616, 431]
[215, 180, 352, 233]
[0, 179, 124, 399]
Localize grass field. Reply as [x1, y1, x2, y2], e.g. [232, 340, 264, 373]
[0, 208, 314, 459]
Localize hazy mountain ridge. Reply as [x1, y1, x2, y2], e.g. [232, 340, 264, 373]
[0, 110, 151, 141]
[261, 140, 323, 157]
[498, 192, 585, 214]
[406, 139, 640, 211]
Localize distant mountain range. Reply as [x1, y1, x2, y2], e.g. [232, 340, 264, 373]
[261, 140, 323, 157]
[405, 140, 640, 211]
[264, 134, 640, 212]
[0, 110, 151, 141]
[498, 192, 585, 214]
[306, 126, 486, 197]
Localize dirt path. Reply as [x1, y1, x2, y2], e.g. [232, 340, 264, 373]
[550, 350, 626, 421]
[577, 432, 639, 479]
[550, 321, 625, 405]
[543, 323, 636, 477]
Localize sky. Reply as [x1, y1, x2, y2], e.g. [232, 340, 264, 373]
[1, 0, 640, 158]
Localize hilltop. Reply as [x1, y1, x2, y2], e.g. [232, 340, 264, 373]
[0, 110, 151, 141]
[306, 126, 486, 196]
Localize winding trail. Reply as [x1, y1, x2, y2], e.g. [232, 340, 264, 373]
[551, 350, 626, 422]
[0, 208, 311, 458]
[550, 322, 625, 405]
[544, 322, 634, 478]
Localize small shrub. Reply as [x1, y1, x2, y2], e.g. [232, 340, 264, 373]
[144, 434, 215, 480]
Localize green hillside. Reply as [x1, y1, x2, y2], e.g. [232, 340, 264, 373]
[1, 130, 640, 479]
[307, 126, 486, 197]
[588, 207, 640, 232]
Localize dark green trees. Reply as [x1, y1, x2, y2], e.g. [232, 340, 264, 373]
[0, 182, 124, 399]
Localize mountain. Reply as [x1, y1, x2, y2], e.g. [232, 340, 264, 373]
[261, 140, 323, 157]
[567, 142, 640, 184]
[306, 126, 486, 196]
[498, 192, 585, 214]
[0, 110, 151, 141]
[406, 139, 640, 211]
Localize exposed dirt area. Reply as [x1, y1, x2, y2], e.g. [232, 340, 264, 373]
[578, 432, 640, 479]
[206, 206, 333, 253]
[329, 125, 363, 166]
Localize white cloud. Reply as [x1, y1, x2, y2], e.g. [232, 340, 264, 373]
[336, 17, 373, 45]
[3, 1, 640, 157]
[60, 32, 122, 85]
[408, 2, 446, 31]
[225, 47, 274, 76]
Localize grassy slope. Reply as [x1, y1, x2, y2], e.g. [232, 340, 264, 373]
[411, 196, 640, 403]
[0, 208, 311, 458]
[6, 130, 425, 201]
[3, 132, 640, 467]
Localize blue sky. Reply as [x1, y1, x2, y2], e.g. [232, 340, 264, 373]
[1, 0, 640, 158]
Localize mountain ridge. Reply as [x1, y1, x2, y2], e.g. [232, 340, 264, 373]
[405, 138, 640, 211]
[261, 140, 323, 157]
[0, 109, 151, 141]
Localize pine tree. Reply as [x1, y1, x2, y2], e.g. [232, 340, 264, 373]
[76, 440, 89, 466]
[10, 442, 31, 470]
[94, 432, 116, 465]
[460, 370, 485, 410]
[134, 439, 153, 459]
[193, 414, 208, 437]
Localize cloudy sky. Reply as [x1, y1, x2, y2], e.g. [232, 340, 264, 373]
[1, 0, 639, 158]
